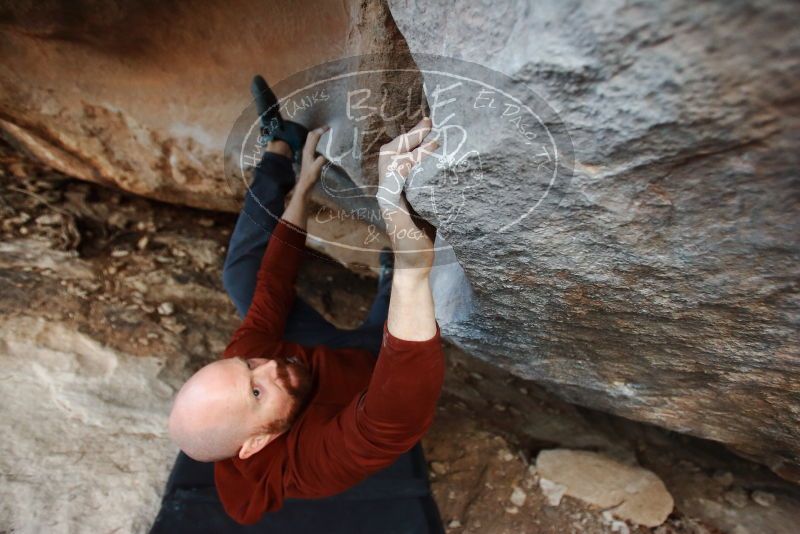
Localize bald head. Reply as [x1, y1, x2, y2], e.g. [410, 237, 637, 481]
[169, 360, 248, 462]
[168, 356, 313, 462]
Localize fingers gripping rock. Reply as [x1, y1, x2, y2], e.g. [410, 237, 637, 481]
[376, 117, 438, 211]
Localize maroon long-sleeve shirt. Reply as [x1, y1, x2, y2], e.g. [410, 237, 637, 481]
[213, 219, 445, 525]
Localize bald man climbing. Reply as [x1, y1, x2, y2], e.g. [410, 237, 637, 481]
[152, 96, 446, 533]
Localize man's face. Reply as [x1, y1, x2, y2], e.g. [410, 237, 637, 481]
[230, 356, 313, 435]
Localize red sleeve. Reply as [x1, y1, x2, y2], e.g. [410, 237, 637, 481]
[356, 321, 445, 454]
[223, 218, 307, 357]
[287, 321, 445, 496]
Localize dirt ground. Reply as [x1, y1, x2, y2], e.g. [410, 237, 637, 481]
[2, 139, 799, 533]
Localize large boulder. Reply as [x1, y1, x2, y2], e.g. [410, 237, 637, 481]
[390, 0, 800, 480]
[1, 0, 798, 482]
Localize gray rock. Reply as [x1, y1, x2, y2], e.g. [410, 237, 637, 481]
[389, 0, 800, 480]
[539, 477, 567, 507]
[510, 486, 527, 507]
[537, 449, 674, 527]
[723, 487, 749, 509]
[0, 317, 178, 533]
[751, 490, 776, 507]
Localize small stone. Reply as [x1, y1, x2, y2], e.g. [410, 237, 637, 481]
[137, 236, 149, 250]
[198, 217, 215, 227]
[493, 403, 507, 411]
[128, 279, 147, 293]
[111, 249, 129, 258]
[751, 490, 775, 507]
[158, 302, 175, 316]
[9, 211, 31, 224]
[712, 470, 734, 487]
[539, 478, 567, 506]
[499, 449, 515, 462]
[106, 265, 118, 275]
[447, 519, 461, 529]
[469, 372, 483, 380]
[510, 486, 527, 507]
[504, 506, 518, 514]
[160, 316, 186, 334]
[519, 387, 528, 394]
[19, 226, 29, 235]
[676, 460, 700, 472]
[723, 487, 748, 508]
[108, 212, 127, 228]
[8, 162, 27, 178]
[35, 213, 61, 226]
[431, 461, 448, 475]
[602, 512, 631, 534]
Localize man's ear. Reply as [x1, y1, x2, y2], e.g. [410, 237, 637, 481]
[238, 432, 279, 460]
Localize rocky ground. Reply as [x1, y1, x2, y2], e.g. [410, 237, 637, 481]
[1, 140, 799, 533]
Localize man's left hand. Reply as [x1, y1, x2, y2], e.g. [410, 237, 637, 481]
[295, 126, 330, 195]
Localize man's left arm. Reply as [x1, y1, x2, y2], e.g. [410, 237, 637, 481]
[225, 127, 329, 352]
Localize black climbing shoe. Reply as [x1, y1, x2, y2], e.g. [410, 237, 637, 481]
[251, 74, 308, 163]
[378, 247, 394, 290]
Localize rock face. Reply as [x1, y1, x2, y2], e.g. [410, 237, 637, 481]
[0, 315, 177, 533]
[390, 0, 800, 480]
[0, 0, 384, 211]
[1, 0, 799, 481]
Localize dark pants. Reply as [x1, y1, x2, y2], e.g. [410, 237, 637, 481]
[150, 153, 444, 534]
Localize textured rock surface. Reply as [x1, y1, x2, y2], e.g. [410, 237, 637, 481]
[0, 315, 177, 533]
[536, 449, 674, 527]
[389, 0, 800, 479]
[1, 0, 799, 482]
[0, 0, 364, 211]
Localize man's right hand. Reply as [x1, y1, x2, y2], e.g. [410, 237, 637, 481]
[377, 117, 439, 274]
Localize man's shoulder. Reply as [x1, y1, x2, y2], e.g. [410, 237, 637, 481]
[214, 435, 290, 523]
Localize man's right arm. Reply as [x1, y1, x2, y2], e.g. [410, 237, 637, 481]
[286, 118, 446, 495]
[350, 111, 443, 456]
